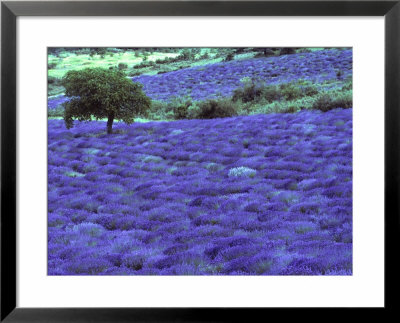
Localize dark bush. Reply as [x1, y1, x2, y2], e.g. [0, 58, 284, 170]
[342, 80, 352, 91]
[196, 99, 238, 119]
[233, 79, 317, 105]
[254, 48, 276, 57]
[279, 47, 296, 56]
[133, 61, 156, 69]
[179, 49, 194, 60]
[303, 84, 319, 96]
[224, 53, 234, 61]
[48, 76, 61, 85]
[312, 91, 352, 112]
[232, 80, 263, 103]
[261, 84, 282, 103]
[172, 97, 193, 120]
[281, 104, 300, 114]
[233, 79, 319, 105]
[280, 83, 303, 101]
[118, 63, 128, 70]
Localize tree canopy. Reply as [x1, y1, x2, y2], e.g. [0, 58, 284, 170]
[62, 68, 151, 134]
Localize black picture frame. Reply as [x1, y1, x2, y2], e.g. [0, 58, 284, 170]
[1, 1, 399, 321]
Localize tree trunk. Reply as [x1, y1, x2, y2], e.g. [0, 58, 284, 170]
[107, 113, 114, 134]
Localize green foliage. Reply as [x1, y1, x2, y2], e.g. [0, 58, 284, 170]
[224, 53, 234, 61]
[61, 68, 151, 133]
[279, 48, 296, 56]
[312, 90, 352, 112]
[261, 85, 282, 103]
[254, 48, 276, 58]
[118, 63, 128, 70]
[171, 97, 193, 120]
[149, 97, 238, 120]
[233, 79, 319, 105]
[89, 48, 107, 58]
[48, 106, 65, 118]
[232, 78, 264, 103]
[48, 76, 65, 96]
[282, 104, 300, 114]
[196, 98, 238, 119]
[280, 83, 303, 101]
[48, 76, 61, 85]
[341, 79, 352, 91]
[133, 60, 156, 69]
[179, 49, 194, 60]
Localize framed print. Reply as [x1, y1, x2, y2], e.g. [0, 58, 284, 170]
[1, 0, 399, 321]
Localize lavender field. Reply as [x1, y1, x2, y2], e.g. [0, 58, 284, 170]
[48, 48, 352, 275]
[133, 49, 352, 101]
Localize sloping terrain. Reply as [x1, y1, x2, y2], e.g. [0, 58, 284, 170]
[132, 49, 352, 101]
[48, 108, 352, 275]
[48, 49, 352, 110]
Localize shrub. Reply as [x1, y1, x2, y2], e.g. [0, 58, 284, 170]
[341, 79, 352, 91]
[133, 61, 156, 69]
[263, 48, 276, 56]
[233, 79, 317, 105]
[254, 48, 276, 57]
[279, 47, 296, 55]
[279, 81, 318, 101]
[281, 104, 300, 113]
[261, 84, 282, 103]
[196, 98, 238, 119]
[224, 53, 234, 61]
[147, 100, 174, 120]
[312, 91, 352, 112]
[280, 83, 303, 101]
[332, 91, 353, 109]
[179, 49, 194, 60]
[48, 76, 61, 85]
[232, 78, 264, 103]
[303, 84, 319, 97]
[118, 62, 128, 70]
[170, 97, 193, 120]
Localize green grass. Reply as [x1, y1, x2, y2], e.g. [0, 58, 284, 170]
[48, 51, 179, 79]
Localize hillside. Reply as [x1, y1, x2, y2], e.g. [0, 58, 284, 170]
[133, 49, 352, 101]
[48, 48, 352, 118]
[48, 47, 353, 276]
[48, 109, 352, 275]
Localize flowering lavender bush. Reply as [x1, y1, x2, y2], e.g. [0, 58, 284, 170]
[48, 108, 352, 275]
